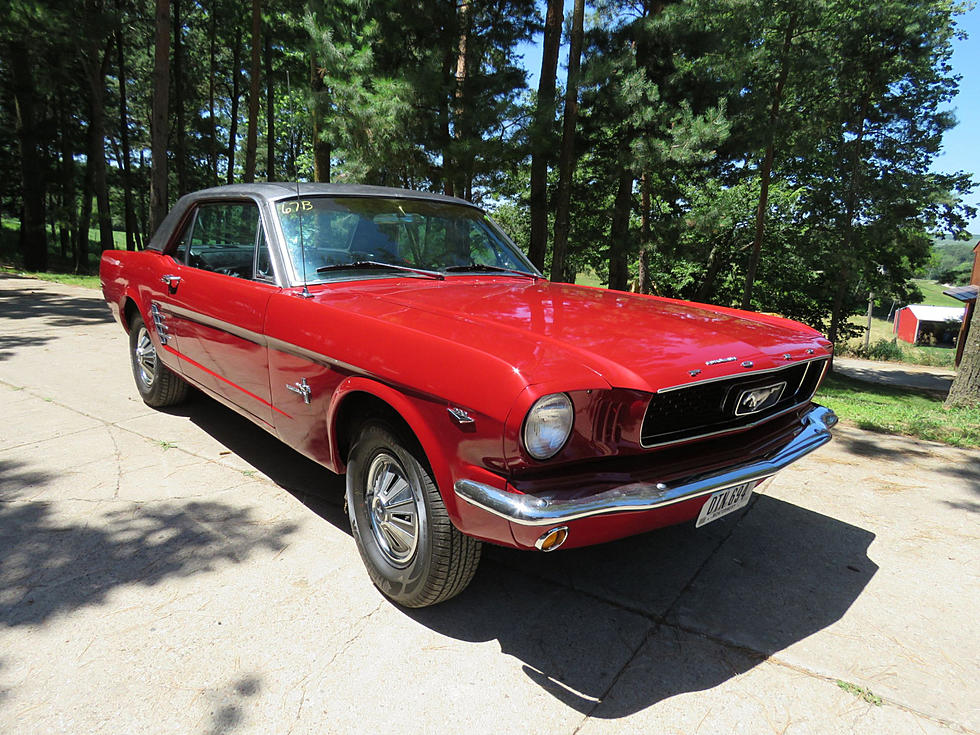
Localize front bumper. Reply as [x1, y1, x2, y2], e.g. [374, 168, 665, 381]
[454, 404, 837, 528]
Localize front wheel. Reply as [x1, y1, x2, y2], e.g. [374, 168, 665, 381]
[129, 313, 189, 407]
[346, 422, 481, 607]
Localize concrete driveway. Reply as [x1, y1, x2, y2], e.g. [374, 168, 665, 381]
[833, 357, 956, 394]
[1, 274, 977, 734]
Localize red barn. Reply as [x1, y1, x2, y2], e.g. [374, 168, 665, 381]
[893, 304, 965, 345]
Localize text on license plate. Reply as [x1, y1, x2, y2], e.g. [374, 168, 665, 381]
[695, 481, 755, 528]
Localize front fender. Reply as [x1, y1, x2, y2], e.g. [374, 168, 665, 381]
[327, 376, 453, 487]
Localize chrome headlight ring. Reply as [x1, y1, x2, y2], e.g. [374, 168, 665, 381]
[522, 393, 574, 460]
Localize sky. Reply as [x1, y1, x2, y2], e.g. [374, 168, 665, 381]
[931, 3, 980, 231]
[517, 3, 980, 232]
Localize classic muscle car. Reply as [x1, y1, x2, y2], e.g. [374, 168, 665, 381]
[100, 183, 837, 607]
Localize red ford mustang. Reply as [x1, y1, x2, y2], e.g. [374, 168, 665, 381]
[101, 184, 837, 607]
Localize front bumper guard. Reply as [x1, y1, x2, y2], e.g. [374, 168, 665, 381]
[454, 404, 837, 527]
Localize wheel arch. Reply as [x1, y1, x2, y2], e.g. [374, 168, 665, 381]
[122, 296, 141, 332]
[328, 378, 453, 502]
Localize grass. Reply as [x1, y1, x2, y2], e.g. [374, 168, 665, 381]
[817, 372, 980, 448]
[0, 267, 101, 289]
[1, 216, 126, 286]
[836, 680, 883, 706]
[574, 269, 603, 288]
[912, 278, 964, 307]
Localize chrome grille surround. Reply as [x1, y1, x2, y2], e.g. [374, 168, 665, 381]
[640, 357, 829, 448]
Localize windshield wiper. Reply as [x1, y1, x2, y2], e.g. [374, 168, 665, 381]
[315, 261, 445, 280]
[443, 264, 542, 280]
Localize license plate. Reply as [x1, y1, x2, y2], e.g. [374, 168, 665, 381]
[695, 482, 755, 528]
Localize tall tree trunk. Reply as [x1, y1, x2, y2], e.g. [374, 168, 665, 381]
[945, 300, 979, 408]
[116, 23, 137, 251]
[243, 0, 262, 183]
[452, 0, 472, 198]
[742, 13, 796, 310]
[440, 50, 454, 196]
[310, 57, 331, 182]
[637, 171, 652, 294]
[698, 239, 728, 302]
[208, 6, 218, 183]
[76, 155, 95, 272]
[608, 166, 633, 292]
[227, 26, 242, 184]
[83, 37, 115, 256]
[138, 149, 149, 246]
[265, 32, 275, 181]
[59, 102, 76, 259]
[527, 0, 563, 270]
[173, 0, 187, 195]
[827, 88, 871, 345]
[9, 41, 47, 271]
[549, 0, 585, 283]
[150, 0, 171, 234]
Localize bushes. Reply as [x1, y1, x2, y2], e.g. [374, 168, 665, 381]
[835, 337, 955, 368]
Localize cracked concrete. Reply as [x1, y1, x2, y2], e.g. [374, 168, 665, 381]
[1, 274, 978, 734]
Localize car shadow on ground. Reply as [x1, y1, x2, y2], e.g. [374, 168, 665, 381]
[161, 394, 877, 718]
[158, 391, 350, 530]
[407, 496, 877, 718]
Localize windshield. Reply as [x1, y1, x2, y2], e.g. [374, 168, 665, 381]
[274, 196, 538, 284]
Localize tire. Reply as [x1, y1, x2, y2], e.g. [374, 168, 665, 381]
[346, 422, 481, 607]
[129, 313, 190, 407]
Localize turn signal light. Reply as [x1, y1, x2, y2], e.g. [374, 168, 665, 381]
[535, 526, 569, 552]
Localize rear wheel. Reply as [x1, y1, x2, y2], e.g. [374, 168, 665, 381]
[129, 313, 189, 407]
[346, 422, 481, 607]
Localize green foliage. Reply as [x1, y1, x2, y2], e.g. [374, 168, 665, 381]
[920, 238, 977, 283]
[0, 0, 975, 340]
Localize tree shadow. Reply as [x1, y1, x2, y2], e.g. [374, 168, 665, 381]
[0, 335, 57, 361]
[404, 495, 876, 718]
[832, 430, 935, 460]
[158, 392, 350, 532]
[0, 276, 114, 327]
[203, 674, 263, 735]
[0, 499, 299, 628]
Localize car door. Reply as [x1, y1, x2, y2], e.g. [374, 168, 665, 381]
[156, 199, 280, 426]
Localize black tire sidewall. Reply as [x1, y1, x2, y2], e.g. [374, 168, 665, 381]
[346, 423, 438, 605]
[129, 313, 159, 402]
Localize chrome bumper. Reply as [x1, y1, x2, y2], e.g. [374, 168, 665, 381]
[454, 405, 837, 527]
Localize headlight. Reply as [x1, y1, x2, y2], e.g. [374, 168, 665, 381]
[523, 393, 574, 460]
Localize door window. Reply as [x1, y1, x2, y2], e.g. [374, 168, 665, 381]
[179, 201, 267, 280]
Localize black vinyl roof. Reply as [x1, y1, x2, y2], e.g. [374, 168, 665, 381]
[147, 183, 480, 251]
[189, 182, 478, 206]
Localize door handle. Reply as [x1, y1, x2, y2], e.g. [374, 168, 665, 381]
[161, 274, 182, 292]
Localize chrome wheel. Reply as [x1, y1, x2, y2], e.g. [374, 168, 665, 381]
[365, 452, 421, 567]
[134, 326, 157, 388]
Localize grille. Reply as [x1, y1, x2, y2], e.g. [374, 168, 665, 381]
[640, 358, 827, 446]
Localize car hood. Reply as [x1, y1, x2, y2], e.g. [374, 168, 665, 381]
[339, 278, 829, 394]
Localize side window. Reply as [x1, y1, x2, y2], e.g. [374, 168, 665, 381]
[255, 225, 275, 282]
[186, 202, 260, 279]
[172, 212, 196, 264]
